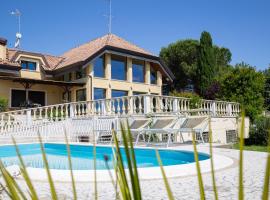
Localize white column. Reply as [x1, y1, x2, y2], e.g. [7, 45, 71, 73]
[143, 95, 151, 114]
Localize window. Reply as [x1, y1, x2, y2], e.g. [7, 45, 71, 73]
[150, 67, 157, 84]
[75, 68, 86, 79]
[94, 88, 106, 100]
[94, 56, 105, 78]
[111, 55, 127, 80]
[132, 59, 145, 83]
[28, 91, 45, 106]
[11, 89, 45, 107]
[76, 89, 86, 101]
[112, 90, 128, 97]
[11, 90, 26, 107]
[21, 60, 37, 71]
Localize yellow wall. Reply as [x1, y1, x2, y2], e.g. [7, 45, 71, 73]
[0, 80, 64, 108]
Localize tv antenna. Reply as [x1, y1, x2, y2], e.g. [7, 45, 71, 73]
[104, 0, 113, 33]
[11, 9, 22, 49]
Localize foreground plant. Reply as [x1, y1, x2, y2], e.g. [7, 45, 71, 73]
[0, 114, 269, 200]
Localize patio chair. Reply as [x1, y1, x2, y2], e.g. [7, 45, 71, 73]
[135, 117, 181, 147]
[115, 117, 152, 143]
[178, 116, 209, 143]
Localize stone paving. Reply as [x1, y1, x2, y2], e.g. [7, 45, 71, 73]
[0, 145, 268, 200]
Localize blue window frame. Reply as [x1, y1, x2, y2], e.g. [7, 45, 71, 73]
[132, 59, 145, 83]
[150, 67, 157, 84]
[94, 55, 105, 78]
[94, 88, 106, 100]
[21, 60, 37, 71]
[111, 55, 127, 81]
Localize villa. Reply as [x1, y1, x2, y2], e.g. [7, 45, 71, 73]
[0, 34, 173, 107]
[0, 33, 245, 145]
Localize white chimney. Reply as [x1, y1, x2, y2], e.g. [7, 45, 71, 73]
[0, 38, 7, 62]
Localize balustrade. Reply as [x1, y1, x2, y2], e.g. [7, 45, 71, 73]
[0, 94, 240, 133]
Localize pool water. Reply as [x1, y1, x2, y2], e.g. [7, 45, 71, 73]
[0, 143, 209, 170]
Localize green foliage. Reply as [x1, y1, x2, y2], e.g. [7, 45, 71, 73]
[246, 117, 270, 146]
[160, 39, 199, 89]
[196, 31, 216, 96]
[169, 91, 202, 109]
[0, 97, 8, 112]
[159, 33, 232, 93]
[219, 62, 265, 121]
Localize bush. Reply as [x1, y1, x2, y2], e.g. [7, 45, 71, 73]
[0, 97, 8, 112]
[246, 116, 270, 146]
[169, 90, 202, 109]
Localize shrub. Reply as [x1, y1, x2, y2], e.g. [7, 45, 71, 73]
[169, 90, 202, 109]
[246, 116, 270, 146]
[0, 98, 8, 112]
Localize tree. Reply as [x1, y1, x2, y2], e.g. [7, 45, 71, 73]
[159, 34, 232, 94]
[196, 31, 216, 96]
[219, 62, 265, 121]
[160, 39, 199, 89]
[264, 67, 270, 111]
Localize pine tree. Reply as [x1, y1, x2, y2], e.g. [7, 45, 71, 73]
[196, 31, 216, 96]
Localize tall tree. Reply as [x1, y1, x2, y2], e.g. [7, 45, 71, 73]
[219, 62, 265, 121]
[196, 31, 216, 96]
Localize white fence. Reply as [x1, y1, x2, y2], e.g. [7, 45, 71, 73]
[0, 117, 118, 144]
[0, 94, 240, 134]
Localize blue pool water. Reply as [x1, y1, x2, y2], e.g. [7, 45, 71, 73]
[0, 143, 209, 170]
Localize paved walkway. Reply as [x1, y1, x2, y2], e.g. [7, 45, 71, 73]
[0, 145, 268, 200]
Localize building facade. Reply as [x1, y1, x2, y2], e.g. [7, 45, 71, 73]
[0, 34, 174, 109]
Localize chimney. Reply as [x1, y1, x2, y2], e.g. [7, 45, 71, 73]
[0, 37, 7, 62]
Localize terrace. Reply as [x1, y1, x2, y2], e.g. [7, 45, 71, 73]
[0, 94, 240, 145]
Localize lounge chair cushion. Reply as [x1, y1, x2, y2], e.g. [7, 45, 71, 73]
[130, 119, 149, 129]
[151, 119, 175, 129]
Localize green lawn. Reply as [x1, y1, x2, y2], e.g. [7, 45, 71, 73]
[233, 144, 269, 152]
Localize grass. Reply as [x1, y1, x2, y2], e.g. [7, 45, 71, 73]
[0, 114, 269, 200]
[232, 144, 269, 152]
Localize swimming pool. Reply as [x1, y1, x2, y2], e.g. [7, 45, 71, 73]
[0, 143, 209, 170]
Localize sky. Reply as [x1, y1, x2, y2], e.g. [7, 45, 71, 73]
[0, 0, 269, 70]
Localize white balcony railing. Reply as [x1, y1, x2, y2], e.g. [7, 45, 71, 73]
[0, 94, 240, 133]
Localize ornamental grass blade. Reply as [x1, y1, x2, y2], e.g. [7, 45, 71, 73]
[0, 160, 25, 200]
[38, 133, 58, 200]
[64, 131, 77, 200]
[120, 122, 142, 200]
[192, 131, 205, 200]
[112, 128, 132, 200]
[12, 137, 39, 200]
[155, 149, 174, 200]
[239, 111, 245, 200]
[208, 117, 219, 200]
[262, 129, 270, 200]
[126, 123, 142, 199]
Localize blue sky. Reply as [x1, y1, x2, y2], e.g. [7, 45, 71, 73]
[0, 0, 269, 70]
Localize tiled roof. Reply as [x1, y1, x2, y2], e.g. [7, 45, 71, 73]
[0, 34, 174, 80]
[6, 49, 64, 70]
[56, 33, 154, 69]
